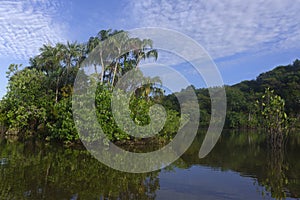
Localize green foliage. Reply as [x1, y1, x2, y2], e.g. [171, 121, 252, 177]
[254, 88, 293, 150]
[225, 86, 249, 128]
[0, 29, 175, 143]
[1, 66, 51, 135]
[236, 59, 300, 116]
[94, 84, 181, 142]
[95, 86, 127, 141]
[256, 88, 289, 134]
[1, 28, 300, 144]
[169, 60, 300, 130]
[46, 97, 78, 142]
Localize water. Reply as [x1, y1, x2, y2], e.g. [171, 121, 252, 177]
[0, 131, 299, 199]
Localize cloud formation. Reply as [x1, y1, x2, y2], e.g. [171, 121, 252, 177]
[127, 0, 300, 59]
[0, 0, 67, 60]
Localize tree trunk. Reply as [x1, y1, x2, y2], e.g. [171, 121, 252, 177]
[94, 64, 98, 75]
[100, 51, 105, 84]
[55, 77, 59, 103]
[111, 61, 119, 87]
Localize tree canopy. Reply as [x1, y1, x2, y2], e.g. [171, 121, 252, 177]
[0, 29, 181, 144]
[0, 28, 299, 143]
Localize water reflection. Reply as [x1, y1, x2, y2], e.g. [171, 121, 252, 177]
[0, 139, 159, 199]
[178, 131, 300, 199]
[0, 131, 300, 199]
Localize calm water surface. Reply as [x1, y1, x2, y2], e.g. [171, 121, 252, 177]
[0, 131, 299, 199]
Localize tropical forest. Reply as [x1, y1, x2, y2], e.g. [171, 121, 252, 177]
[0, 29, 300, 199]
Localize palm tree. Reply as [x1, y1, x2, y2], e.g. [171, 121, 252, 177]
[62, 41, 81, 69]
[86, 30, 158, 89]
[86, 29, 118, 84]
[34, 44, 64, 103]
[32, 42, 85, 103]
[110, 31, 130, 87]
[61, 41, 85, 86]
[86, 36, 101, 75]
[109, 34, 159, 87]
[130, 38, 158, 69]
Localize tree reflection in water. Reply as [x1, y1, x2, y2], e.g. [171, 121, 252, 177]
[179, 130, 300, 199]
[0, 138, 160, 200]
[0, 131, 300, 199]
[260, 146, 288, 199]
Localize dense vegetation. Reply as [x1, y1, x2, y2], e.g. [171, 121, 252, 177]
[228, 59, 300, 129]
[0, 29, 299, 144]
[0, 29, 181, 143]
[163, 59, 300, 130]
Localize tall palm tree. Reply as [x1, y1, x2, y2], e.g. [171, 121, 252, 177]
[130, 38, 158, 69]
[110, 31, 130, 87]
[86, 36, 101, 75]
[34, 44, 61, 75]
[86, 29, 118, 84]
[85, 30, 158, 89]
[62, 41, 82, 69]
[32, 42, 85, 102]
[33, 44, 64, 102]
[61, 41, 85, 86]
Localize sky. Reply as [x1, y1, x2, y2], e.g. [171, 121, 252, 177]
[0, 0, 300, 98]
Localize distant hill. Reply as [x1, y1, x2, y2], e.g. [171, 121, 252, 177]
[163, 59, 300, 129]
[233, 59, 300, 114]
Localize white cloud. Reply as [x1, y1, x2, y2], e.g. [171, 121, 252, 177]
[0, 0, 67, 60]
[126, 0, 300, 59]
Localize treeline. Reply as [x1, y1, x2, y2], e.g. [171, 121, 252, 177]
[0, 28, 299, 143]
[0, 29, 181, 143]
[163, 59, 300, 129]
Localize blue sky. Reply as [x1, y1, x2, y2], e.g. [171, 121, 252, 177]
[0, 0, 300, 98]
